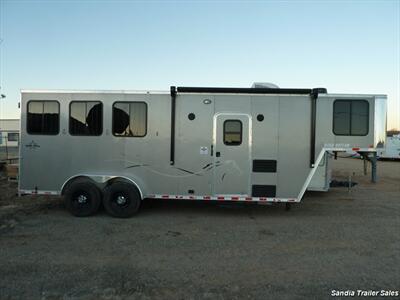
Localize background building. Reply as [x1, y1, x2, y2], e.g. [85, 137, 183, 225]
[0, 119, 20, 160]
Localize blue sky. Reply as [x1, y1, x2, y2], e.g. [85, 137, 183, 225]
[0, 0, 399, 129]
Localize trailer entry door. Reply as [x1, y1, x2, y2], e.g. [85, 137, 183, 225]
[213, 114, 251, 195]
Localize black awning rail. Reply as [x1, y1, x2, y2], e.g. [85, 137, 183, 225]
[176, 87, 315, 95]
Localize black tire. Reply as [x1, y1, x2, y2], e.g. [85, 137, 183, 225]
[103, 182, 141, 218]
[64, 181, 102, 217]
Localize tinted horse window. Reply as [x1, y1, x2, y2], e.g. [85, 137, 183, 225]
[27, 101, 59, 135]
[333, 100, 369, 136]
[113, 102, 147, 137]
[69, 102, 102, 136]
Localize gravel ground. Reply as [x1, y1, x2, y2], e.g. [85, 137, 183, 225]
[0, 158, 399, 299]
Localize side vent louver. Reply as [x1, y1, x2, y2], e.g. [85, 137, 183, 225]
[252, 185, 276, 197]
[253, 160, 277, 172]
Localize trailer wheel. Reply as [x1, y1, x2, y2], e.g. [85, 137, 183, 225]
[103, 182, 141, 218]
[64, 181, 102, 217]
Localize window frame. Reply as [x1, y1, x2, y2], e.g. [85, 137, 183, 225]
[223, 119, 243, 146]
[26, 100, 60, 135]
[69, 101, 103, 136]
[333, 99, 369, 136]
[112, 101, 148, 138]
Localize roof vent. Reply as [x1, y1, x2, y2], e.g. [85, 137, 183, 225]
[252, 82, 280, 89]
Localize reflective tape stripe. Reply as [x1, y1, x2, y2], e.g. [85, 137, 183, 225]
[146, 194, 298, 203]
[19, 190, 59, 196]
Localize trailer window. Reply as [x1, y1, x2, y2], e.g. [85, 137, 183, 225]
[27, 101, 59, 135]
[112, 102, 147, 137]
[70, 101, 103, 136]
[224, 120, 242, 146]
[333, 100, 369, 136]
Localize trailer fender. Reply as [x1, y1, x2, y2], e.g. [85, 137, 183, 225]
[104, 176, 145, 200]
[61, 175, 98, 195]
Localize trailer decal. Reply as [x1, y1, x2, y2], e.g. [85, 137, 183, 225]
[125, 164, 148, 169]
[173, 167, 202, 176]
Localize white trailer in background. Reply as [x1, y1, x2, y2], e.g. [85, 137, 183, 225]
[377, 134, 400, 160]
[0, 119, 19, 148]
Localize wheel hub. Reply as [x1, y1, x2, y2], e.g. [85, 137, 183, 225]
[77, 194, 88, 204]
[116, 195, 127, 205]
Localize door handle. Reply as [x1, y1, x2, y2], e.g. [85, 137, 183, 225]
[216, 151, 221, 157]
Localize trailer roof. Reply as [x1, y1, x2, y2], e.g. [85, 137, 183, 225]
[319, 93, 387, 98]
[21, 89, 169, 94]
[20, 89, 386, 98]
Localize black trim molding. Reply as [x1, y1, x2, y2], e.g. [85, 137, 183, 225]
[177, 87, 312, 95]
[170, 86, 177, 165]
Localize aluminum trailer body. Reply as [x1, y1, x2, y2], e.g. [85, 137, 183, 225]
[19, 86, 387, 216]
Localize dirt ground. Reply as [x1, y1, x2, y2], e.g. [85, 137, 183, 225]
[0, 158, 399, 300]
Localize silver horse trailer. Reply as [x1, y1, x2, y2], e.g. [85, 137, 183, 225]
[19, 85, 387, 217]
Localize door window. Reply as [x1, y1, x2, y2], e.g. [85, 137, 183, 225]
[223, 120, 242, 146]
